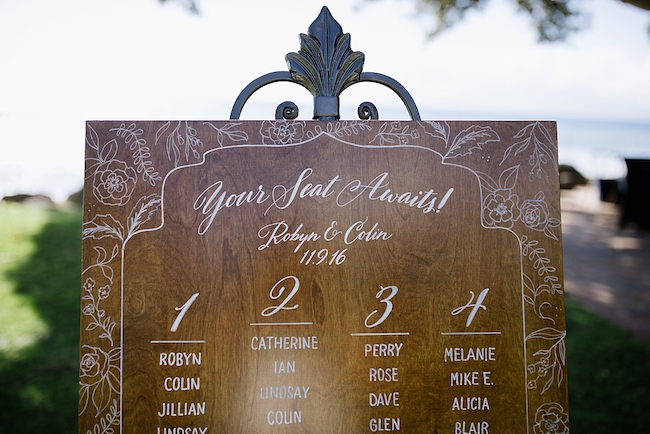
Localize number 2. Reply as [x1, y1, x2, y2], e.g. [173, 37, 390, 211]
[261, 276, 300, 317]
[365, 285, 398, 328]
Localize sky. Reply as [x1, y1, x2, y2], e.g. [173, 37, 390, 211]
[0, 0, 649, 201]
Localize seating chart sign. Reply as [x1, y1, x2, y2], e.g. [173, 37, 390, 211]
[80, 120, 569, 434]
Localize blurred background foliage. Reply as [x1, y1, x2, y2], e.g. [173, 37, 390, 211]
[161, 0, 650, 41]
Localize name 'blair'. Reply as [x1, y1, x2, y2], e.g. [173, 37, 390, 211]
[158, 402, 206, 417]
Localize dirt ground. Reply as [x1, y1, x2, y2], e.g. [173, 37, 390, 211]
[561, 185, 650, 342]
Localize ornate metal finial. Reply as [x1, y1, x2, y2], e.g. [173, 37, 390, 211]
[285, 7, 364, 120]
[230, 6, 420, 121]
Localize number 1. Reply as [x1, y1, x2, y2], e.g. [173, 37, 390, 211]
[171, 293, 199, 332]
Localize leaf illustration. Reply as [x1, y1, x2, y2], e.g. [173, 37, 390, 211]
[558, 339, 566, 365]
[99, 139, 118, 163]
[526, 327, 566, 341]
[523, 273, 535, 294]
[204, 122, 249, 146]
[85, 125, 109, 179]
[86, 124, 100, 151]
[419, 121, 450, 145]
[126, 194, 162, 240]
[85, 322, 99, 331]
[167, 132, 181, 167]
[541, 371, 554, 395]
[94, 246, 107, 264]
[475, 172, 499, 193]
[110, 122, 162, 186]
[557, 366, 564, 387]
[92, 377, 110, 415]
[369, 122, 389, 145]
[499, 165, 520, 190]
[445, 125, 500, 159]
[220, 124, 248, 142]
[85, 158, 102, 180]
[83, 215, 124, 241]
[501, 122, 558, 179]
[514, 123, 534, 139]
[79, 384, 90, 416]
[500, 124, 533, 165]
[98, 266, 113, 284]
[155, 121, 171, 147]
[544, 224, 559, 241]
[156, 121, 181, 166]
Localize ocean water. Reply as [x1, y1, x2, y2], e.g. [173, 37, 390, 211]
[557, 119, 650, 180]
[0, 118, 648, 203]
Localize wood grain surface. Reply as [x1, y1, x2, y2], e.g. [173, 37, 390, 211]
[80, 120, 568, 434]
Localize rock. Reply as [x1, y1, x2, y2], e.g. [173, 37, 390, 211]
[559, 164, 589, 190]
[2, 194, 55, 208]
[67, 189, 83, 206]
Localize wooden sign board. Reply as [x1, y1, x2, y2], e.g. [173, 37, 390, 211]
[80, 120, 569, 434]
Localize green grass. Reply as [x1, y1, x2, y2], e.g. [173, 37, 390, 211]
[0, 202, 649, 433]
[0, 202, 81, 433]
[565, 296, 650, 432]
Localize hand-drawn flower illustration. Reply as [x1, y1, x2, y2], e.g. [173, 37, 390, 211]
[533, 402, 569, 434]
[92, 160, 137, 206]
[520, 192, 561, 240]
[82, 279, 116, 345]
[83, 277, 95, 293]
[98, 285, 111, 301]
[526, 327, 567, 394]
[82, 304, 96, 316]
[79, 345, 121, 416]
[369, 122, 420, 146]
[260, 120, 306, 145]
[521, 198, 548, 227]
[483, 189, 520, 228]
[477, 165, 521, 229]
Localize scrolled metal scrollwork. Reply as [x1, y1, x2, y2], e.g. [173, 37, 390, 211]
[358, 102, 379, 120]
[230, 6, 420, 121]
[276, 102, 299, 120]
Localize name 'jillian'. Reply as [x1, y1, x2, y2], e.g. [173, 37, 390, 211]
[193, 168, 454, 234]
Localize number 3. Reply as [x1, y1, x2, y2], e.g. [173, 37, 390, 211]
[365, 285, 398, 328]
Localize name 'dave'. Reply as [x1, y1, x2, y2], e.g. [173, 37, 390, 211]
[193, 168, 455, 234]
